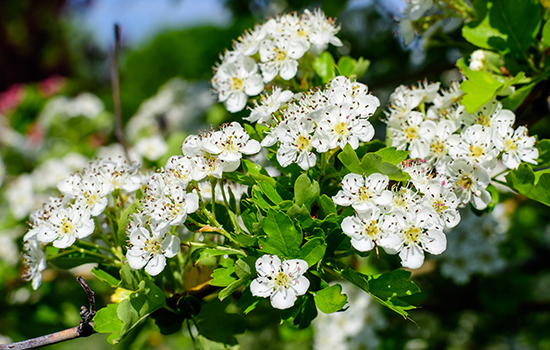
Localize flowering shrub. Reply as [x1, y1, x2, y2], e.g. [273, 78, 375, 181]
[2, 2, 550, 348]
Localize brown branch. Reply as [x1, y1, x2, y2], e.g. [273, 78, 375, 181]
[0, 277, 97, 350]
[110, 23, 130, 161]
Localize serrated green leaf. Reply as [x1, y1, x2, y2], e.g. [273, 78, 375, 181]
[47, 248, 100, 269]
[313, 51, 336, 83]
[505, 163, 550, 206]
[337, 56, 356, 77]
[460, 70, 503, 113]
[536, 139, 550, 167]
[256, 182, 284, 204]
[93, 304, 123, 344]
[501, 82, 535, 110]
[314, 284, 348, 314]
[138, 280, 167, 307]
[297, 237, 327, 267]
[116, 294, 163, 343]
[91, 267, 120, 288]
[341, 269, 420, 319]
[338, 143, 363, 173]
[210, 266, 237, 287]
[462, 0, 541, 57]
[258, 210, 302, 258]
[374, 147, 410, 165]
[119, 262, 145, 291]
[294, 174, 320, 209]
[234, 257, 255, 279]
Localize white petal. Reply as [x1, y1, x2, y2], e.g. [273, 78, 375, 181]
[126, 251, 149, 270]
[270, 288, 297, 309]
[351, 237, 375, 252]
[53, 234, 75, 249]
[250, 278, 274, 298]
[399, 244, 425, 269]
[145, 254, 166, 276]
[162, 235, 181, 258]
[422, 230, 447, 255]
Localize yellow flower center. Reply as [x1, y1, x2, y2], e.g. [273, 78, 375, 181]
[144, 238, 162, 254]
[469, 145, 485, 158]
[457, 175, 473, 190]
[404, 226, 421, 245]
[231, 77, 244, 91]
[358, 186, 372, 202]
[274, 272, 291, 289]
[432, 199, 447, 213]
[404, 126, 418, 140]
[505, 138, 517, 151]
[296, 135, 311, 151]
[60, 219, 74, 235]
[362, 220, 379, 239]
[334, 122, 349, 137]
[430, 139, 446, 155]
[274, 48, 287, 62]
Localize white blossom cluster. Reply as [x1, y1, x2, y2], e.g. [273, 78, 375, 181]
[22, 157, 144, 289]
[211, 9, 343, 113]
[334, 161, 455, 269]
[259, 76, 380, 170]
[385, 81, 538, 210]
[125, 121, 261, 275]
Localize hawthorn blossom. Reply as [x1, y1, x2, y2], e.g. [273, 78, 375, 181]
[332, 173, 393, 213]
[35, 205, 94, 249]
[57, 172, 113, 217]
[447, 125, 498, 169]
[383, 209, 446, 269]
[259, 37, 305, 82]
[126, 219, 180, 276]
[341, 207, 398, 252]
[493, 125, 538, 169]
[245, 87, 294, 125]
[446, 158, 491, 210]
[212, 55, 264, 113]
[276, 116, 318, 170]
[202, 122, 261, 163]
[250, 254, 310, 309]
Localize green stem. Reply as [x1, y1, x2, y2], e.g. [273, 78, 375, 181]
[209, 176, 217, 221]
[184, 241, 246, 255]
[491, 168, 510, 180]
[75, 240, 113, 253]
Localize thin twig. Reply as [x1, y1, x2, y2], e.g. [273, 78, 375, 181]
[0, 277, 97, 350]
[111, 23, 130, 161]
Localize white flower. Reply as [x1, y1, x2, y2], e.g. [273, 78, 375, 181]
[383, 209, 446, 269]
[259, 37, 305, 82]
[250, 254, 310, 310]
[447, 125, 498, 169]
[446, 158, 492, 210]
[304, 8, 343, 51]
[422, 179, 461, 228]
[126, 220, 180, 276]
[276, 116, 318, 170]
[22, 238, 47, 290]
[493, 125, 538, 169]
[58, 172, 113, 217]
[95, 158, 143, 194]
[202, 122, 261, 163]
[341, 207, 398, 252]
[212, 55, 264, 113]
[35, 205, 94, 249]
[245, 87, 294, 125]
[332, 173, 393, 213]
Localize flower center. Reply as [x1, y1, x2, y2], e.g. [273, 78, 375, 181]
[334, 121, 349, 137]
[60, 219, 75, 235]
[362, 220, 379, 239]
[274, 272, 291, 289]
[469, 145, 485, 158]
[296, 135, 311, 151]
[404, 126, 418, 141]
[144, 238, 162, 254]
[357, 186, 373, 202]
[404, 226, 421, 245]
[231, 77, 244, 91]
[457, 175, 473, 190]
[432, 199, 447, 213]
[274, 48, 287, 62]
[430, 139, 445, 155]
[477, 114, 491, 127]
[505, 138, 517, 151]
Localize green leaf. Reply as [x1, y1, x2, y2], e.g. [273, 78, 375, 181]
[354, 57, 370, 79]
[313, 51, 336, 83]
[138, 280, 167, 307]
[459, 69, 503, 113]
[258, 210, 302, 258]
[297, 237, 327, 267]
[119, 263, 145, 291]
[501, 82, 535, 110]
[292, 294, 318, 329]
[46, 247, 101, 269]
[294, 174, 320, 209]
[237, 286, 263, 314]
[337, 56, 356, 77]
[505, 163, 550, 206]
[256, 182, 284, 204]
[338, 143, 363, 173]
[536, 139, 550, 167]
[375, 147, 410, 165]
[341, 269, 420, 319]
[116, 293, 164, 343]
[151, 308, 185, 335]
[191, 247, 245, 265]
[462, 0, 541, 57]
[195, 298, 246, 345]
[314, 284, 348, 314]
[91, 266, 120, 288]
[210, 265, 237, 287]
[543, 19, 550, 48]
[93, 304, 123, 344]
[218, 278, 248, 301]
[234, 257, 255, 279]
[316, 194, 337, 218]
